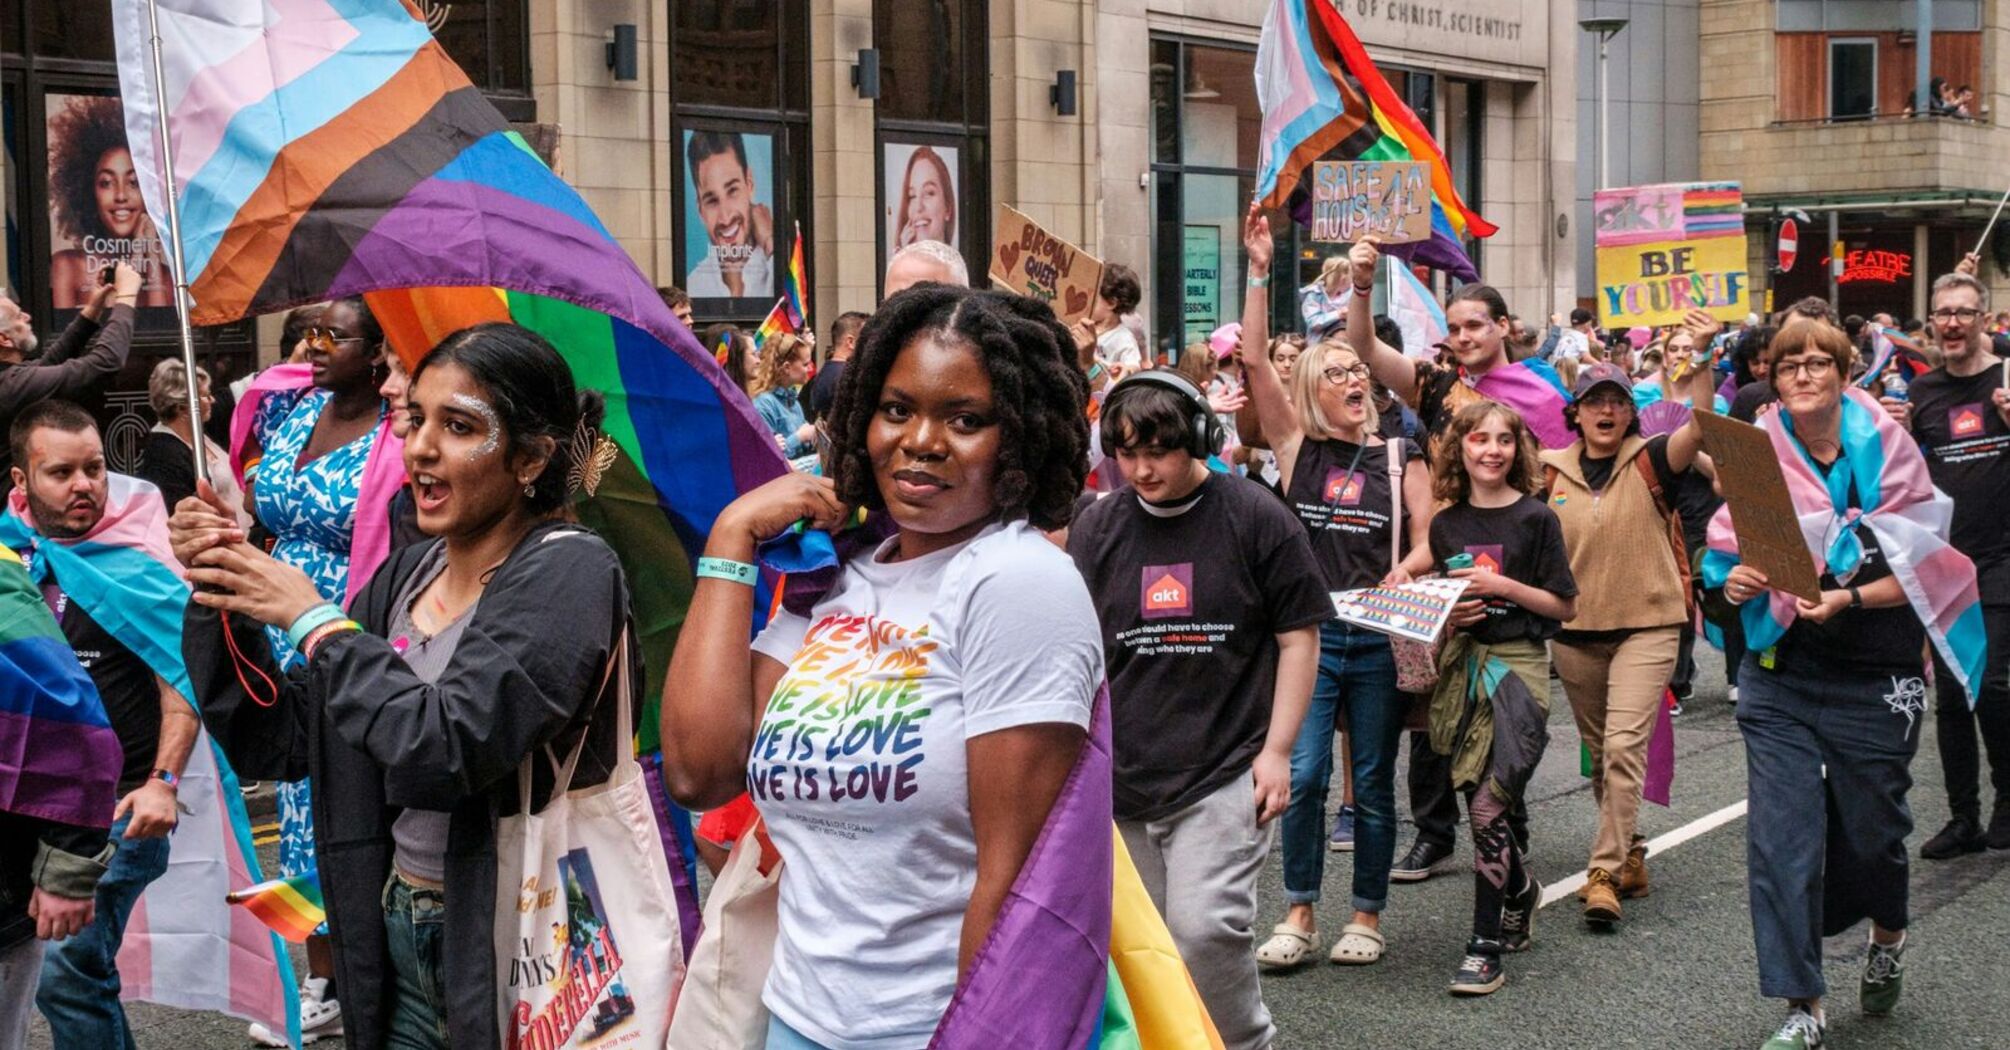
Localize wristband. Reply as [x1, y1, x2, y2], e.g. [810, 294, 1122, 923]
[1248, 274, 1270, 289]
[150, 769, 180, 791]
[301, 619, 362, 662]
[696, 556, 759, 587]
[1353, 282, 1374, 295]
[287, 603, 346, 649]
[1848, 585, 1863, 609]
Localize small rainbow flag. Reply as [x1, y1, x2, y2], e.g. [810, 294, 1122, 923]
[1680, 187, 1744, 237]
[753, 296, 799, 349]
[783, 222, 810, 330]
[227, 874, 327, 944]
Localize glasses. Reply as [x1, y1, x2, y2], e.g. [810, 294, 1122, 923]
[1930, 307, 1983, 323]
[1322, 364, 1370, 385]
[1579, 393, 1632, 412]
[304, 326, 364, 346]
[1773, 356, 1837, 380]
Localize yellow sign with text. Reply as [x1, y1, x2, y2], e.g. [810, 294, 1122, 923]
[1593, 182, 1749, 329]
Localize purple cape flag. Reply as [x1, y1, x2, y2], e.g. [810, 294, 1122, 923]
[931, 689, 1113, 1048]
[1472, 360, 1575, 450]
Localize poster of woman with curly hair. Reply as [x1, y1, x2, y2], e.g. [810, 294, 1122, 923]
[883, 142, 959, 261]
[45, 93, 173, 311]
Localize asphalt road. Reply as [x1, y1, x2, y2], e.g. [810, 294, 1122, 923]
[38, 647, 2010, 1049]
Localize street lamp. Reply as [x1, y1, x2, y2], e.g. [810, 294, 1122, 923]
[1580, 17, 1629, 190]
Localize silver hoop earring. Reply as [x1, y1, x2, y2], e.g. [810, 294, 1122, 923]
[523, 481, 536, 497]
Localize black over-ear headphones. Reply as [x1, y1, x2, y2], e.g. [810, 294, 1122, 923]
[1102, 370, 1225, 459]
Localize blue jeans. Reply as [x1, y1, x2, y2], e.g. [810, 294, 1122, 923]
[35, 814, 170, 1050]
[766, 1014, 835, 1049]
[384, 873, 449, 1049]
[1281, 620, 1403, 913]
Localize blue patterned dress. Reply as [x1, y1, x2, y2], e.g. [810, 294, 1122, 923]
[252, 387, 386, 882]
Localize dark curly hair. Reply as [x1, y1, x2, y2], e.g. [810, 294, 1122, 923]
[413, 322, 607, 514]
[48, 95, 135, 243]
[825, 286, 1089, 530]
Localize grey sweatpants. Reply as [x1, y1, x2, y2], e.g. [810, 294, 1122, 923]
[1738, 655, 1922, 1000]
[1119, 774, 1275, 1050]
[0, 938, 42, 1050]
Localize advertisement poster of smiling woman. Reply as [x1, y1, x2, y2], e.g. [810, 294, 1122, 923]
[681, 128, 776, 302]
[883, 142, 960, 264]
[45, 93, 173, 311]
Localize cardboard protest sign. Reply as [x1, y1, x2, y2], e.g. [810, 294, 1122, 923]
[1693, 411, 1823, 602]
[990, 205, 1104, 325]
[1594, 181, 1749, 328]
[1310, 161, 1433, 244]
[1332, 577, 1471, 645]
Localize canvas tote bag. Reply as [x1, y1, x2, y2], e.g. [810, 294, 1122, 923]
[663, 818, 784, 1049]
[494, 634, 686, 1049]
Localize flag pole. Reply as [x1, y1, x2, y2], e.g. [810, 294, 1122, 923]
[1974, 184, 2010, 259]
[143, 0, 208, 487]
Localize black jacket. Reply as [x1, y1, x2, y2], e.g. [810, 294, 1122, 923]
[0, 305, 134, 480]
[183, 521, 637, 1050]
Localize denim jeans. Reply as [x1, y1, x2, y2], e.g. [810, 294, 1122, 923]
[35, 814, 170, 1050]
[1281, 620, 1403, 913]
[383, 873, 448, 1050]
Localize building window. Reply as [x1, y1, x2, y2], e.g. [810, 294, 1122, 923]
[875, 0, 988, 291]
[1827, 39, 1877, 121]
[670, 0, 812, 321]
[427, 0, 532, 118]
[1778, 0, 1980, 32]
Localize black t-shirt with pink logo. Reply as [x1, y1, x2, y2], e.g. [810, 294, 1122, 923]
[1907, 366, 2010, 604]
[1068, 473, 1332, 822]
[1284, 436, 1423, 592]
[1427, 496, 1578, 645]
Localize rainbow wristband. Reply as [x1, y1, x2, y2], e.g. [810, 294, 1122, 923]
[301, 619, 362, 662]
[287, 603, 346, 650]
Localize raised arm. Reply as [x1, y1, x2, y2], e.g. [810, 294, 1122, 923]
[662, 473, 848, 808]
[1665, 310, 1725, 474]
[1343, 239, 1420, 403]
[1240, 205, 1304, 462]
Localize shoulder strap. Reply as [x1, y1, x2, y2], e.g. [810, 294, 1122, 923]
[1633, 451, 1674, 520]
[1387, 438, 1403, 572]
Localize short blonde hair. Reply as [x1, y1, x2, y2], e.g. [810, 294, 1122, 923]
[1292, 341, 1380, 440]
[148, 358, 210, 421]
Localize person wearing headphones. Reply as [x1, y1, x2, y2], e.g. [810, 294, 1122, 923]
[1067, 368, 1330, 1050]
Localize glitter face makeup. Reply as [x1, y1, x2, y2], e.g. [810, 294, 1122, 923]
[451, 392, 503, 460]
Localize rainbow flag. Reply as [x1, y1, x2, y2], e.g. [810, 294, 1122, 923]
[111, 0, 787, 754]
[0, 545, 120, 830]
[0, 475, 299, 1045]
[227, 874, 328, 944]
[754, 295, 800, 349]
[1254, 0, 1494, 280]
[784, 221, 810, 330]
[1701, 388, 1987, 703]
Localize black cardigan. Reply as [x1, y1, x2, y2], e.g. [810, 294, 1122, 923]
[183, 521, 638, 1050]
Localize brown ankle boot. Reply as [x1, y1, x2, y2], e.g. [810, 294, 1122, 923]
[1619, 843, 1651, 899]
[1582, 868, 1622, 923]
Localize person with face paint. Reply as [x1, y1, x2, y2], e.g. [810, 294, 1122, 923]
[44, 96, 172, 311]
[227, 294, 405, 1045]
[1237, 210, 1433, 981]
[662, 287, 1100, 1050]
[169, 323, 646, 1050]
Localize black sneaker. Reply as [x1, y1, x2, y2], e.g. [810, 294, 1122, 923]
[1500, 873, 1541, 953]
[1390, 838, 1454, 883]
[1988, 806, 2010, 851]
[1449, 938, 1505, 996]
[1920, 816, 1986, 860]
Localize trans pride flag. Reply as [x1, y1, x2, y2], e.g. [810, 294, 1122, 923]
[0, 476, 298, 1045]
[0, 546, 119, 830]
[109, 0, 788, 752]
[1700, 389, 1987, 703]
[1254, 0, 1494, 280]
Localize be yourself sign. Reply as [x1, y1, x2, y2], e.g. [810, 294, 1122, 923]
[1594, 181, 1750, 328]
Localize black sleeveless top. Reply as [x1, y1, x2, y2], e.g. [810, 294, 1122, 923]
[1283, 437, 1410, 592]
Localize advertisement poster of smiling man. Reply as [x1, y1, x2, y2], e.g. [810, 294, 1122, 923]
[884, 142, 960, 266]
[682, 128, 776, 301]
[45, 94, 173, 311]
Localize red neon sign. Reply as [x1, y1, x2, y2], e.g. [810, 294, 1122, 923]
[1838, 249, 1912, 285]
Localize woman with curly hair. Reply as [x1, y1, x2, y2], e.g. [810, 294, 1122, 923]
[46, 95, 172, 310]
[749, 332, 818, 458]
[892, 146, 957, 250]
[662, 286, 1101, 1050]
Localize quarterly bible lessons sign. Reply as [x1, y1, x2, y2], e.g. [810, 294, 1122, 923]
[1593, 182, 1749, 328]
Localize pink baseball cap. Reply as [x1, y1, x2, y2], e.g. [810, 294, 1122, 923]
[1209, 323, 1242, 360]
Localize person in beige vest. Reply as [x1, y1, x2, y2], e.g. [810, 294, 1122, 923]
[1540, 311, 1721, 926]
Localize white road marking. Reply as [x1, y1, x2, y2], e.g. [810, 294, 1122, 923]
[1538, 798, 1750, 908]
